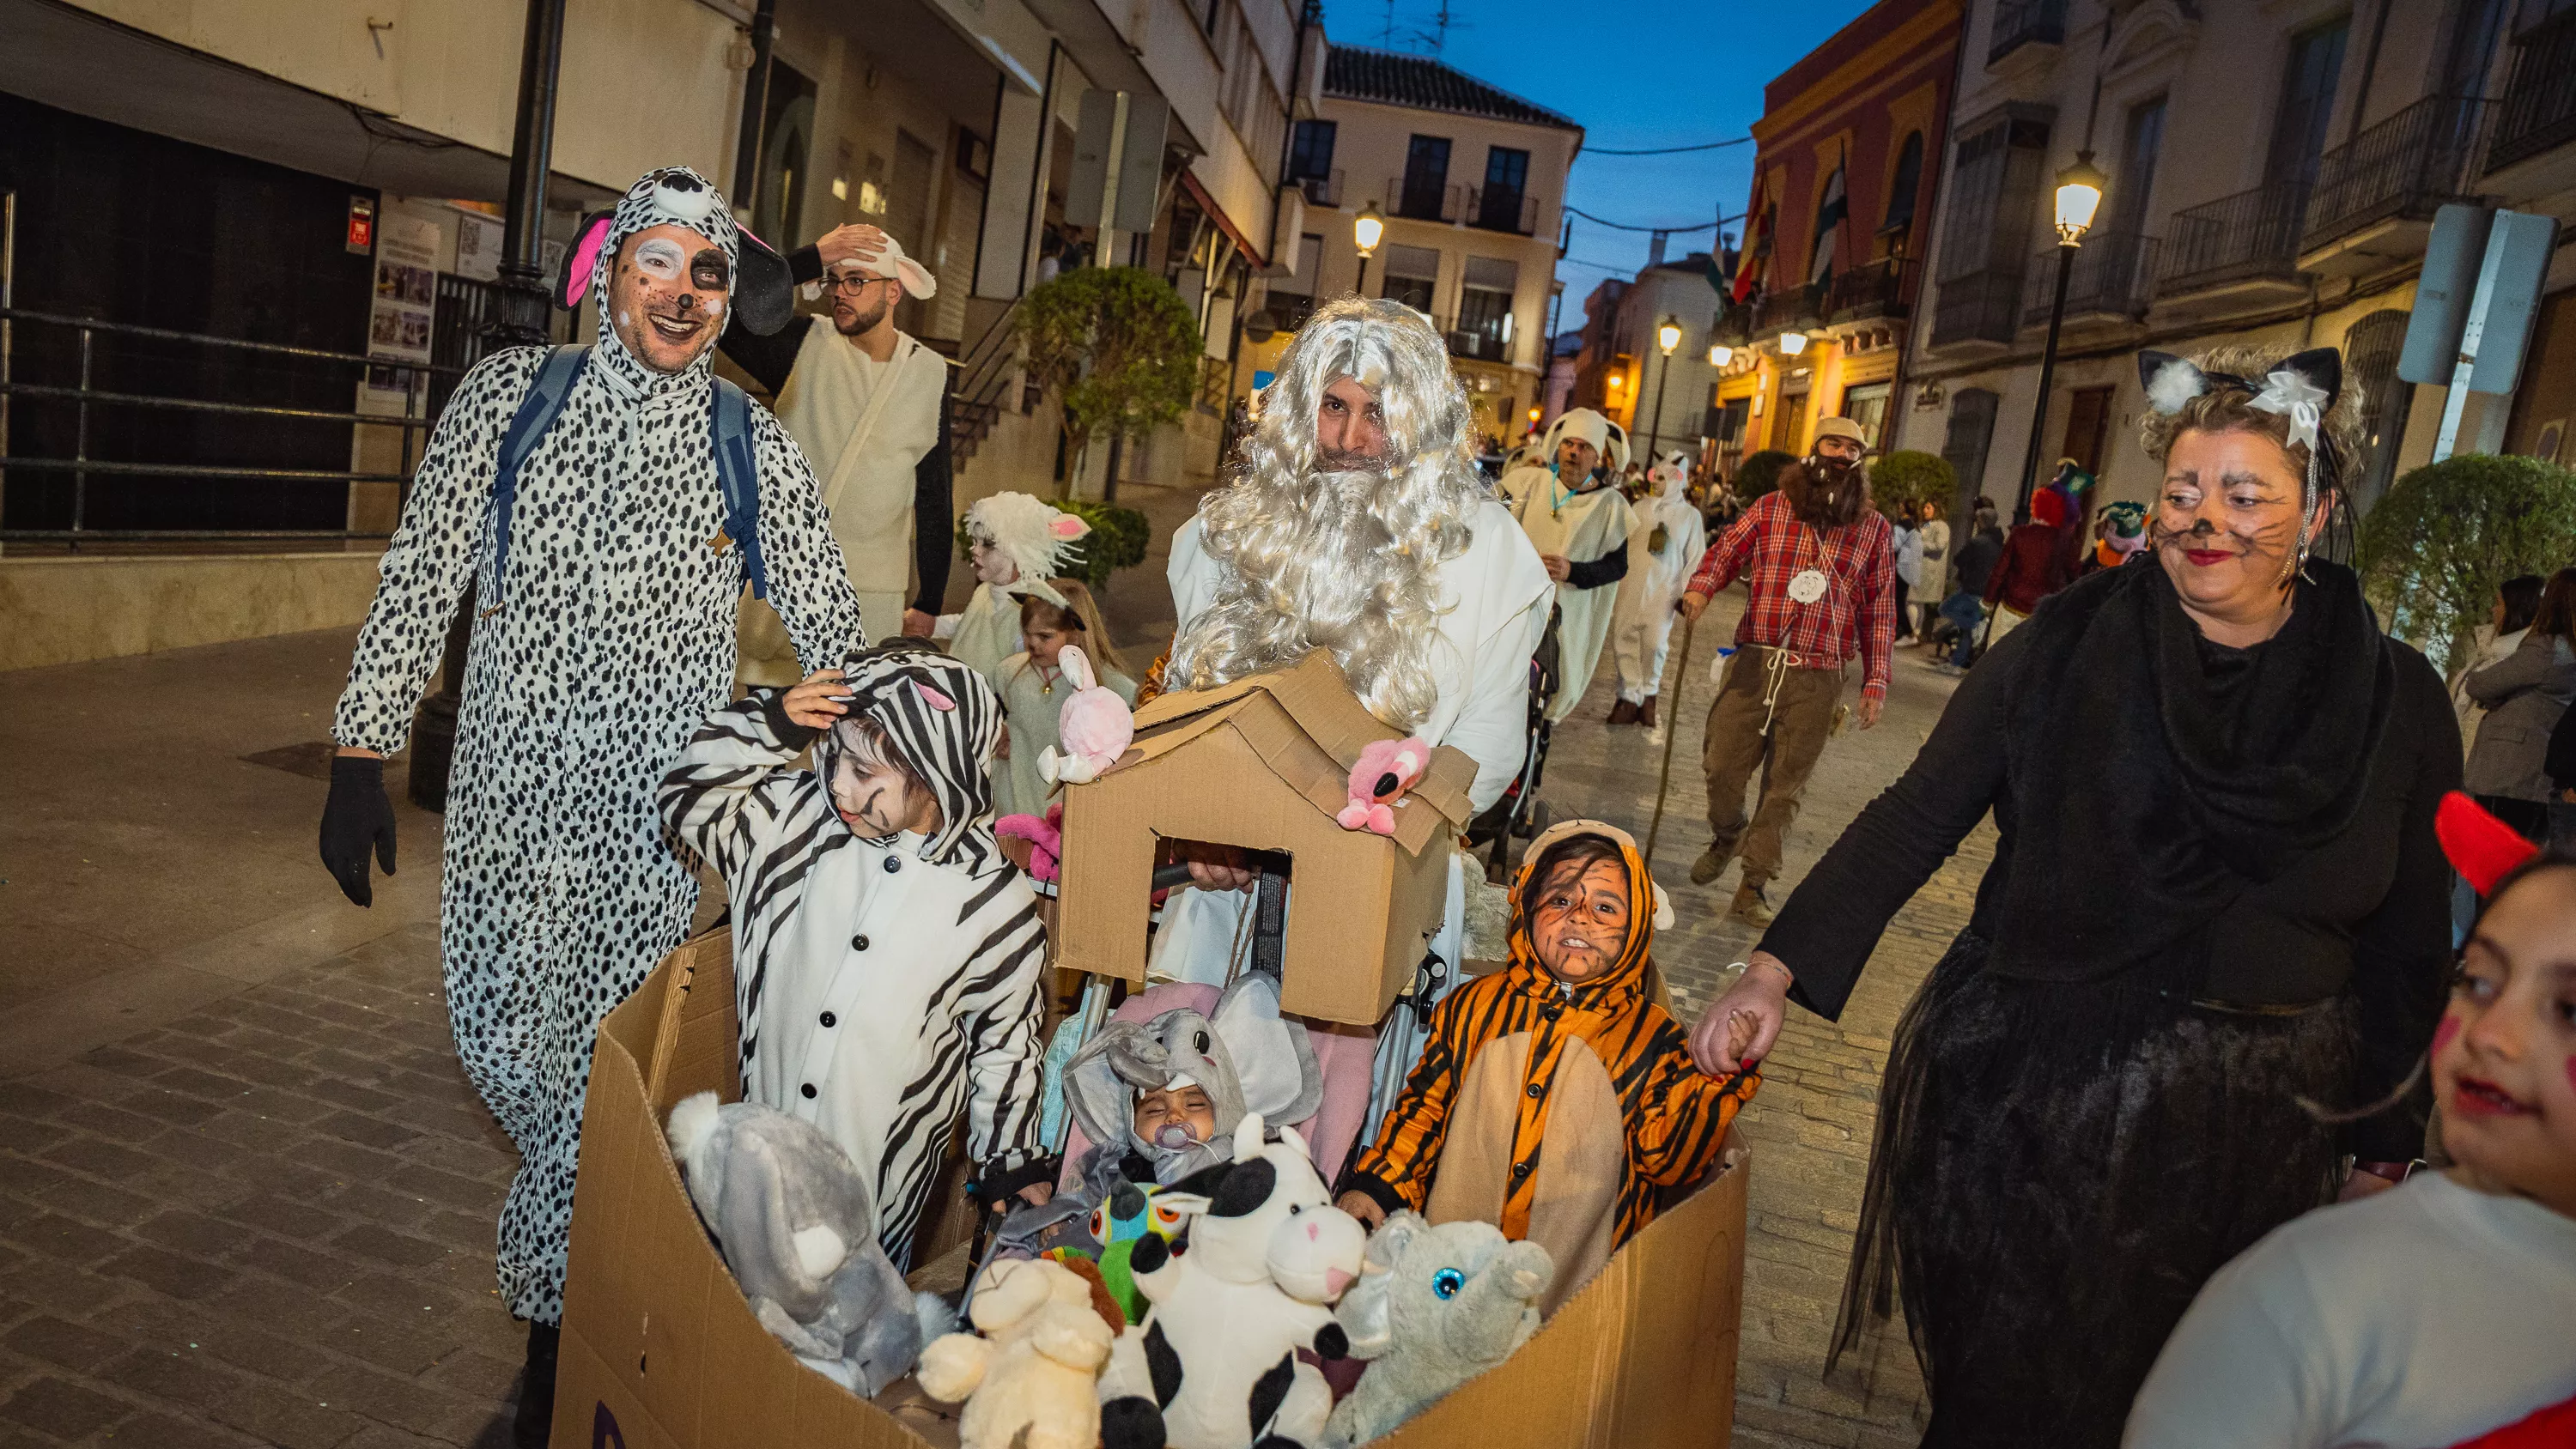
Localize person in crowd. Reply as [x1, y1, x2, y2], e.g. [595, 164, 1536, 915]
[2126, 796, 2576, 1449]
[1153, 296, 1552, 1117]
[315, 166, 865, 1442]
[1676, 416, 1895, 927]
[1689, 345, 2460, 1446]
[2087, 498, 2149, 574]
[720, 221, 951, 665]
[933, 492, 1091, 679]
[2464, 567, 2576, 843]
[2456, 573, 2546, 761]
[1912, 496, 1950, 640]
[1501, 408, 1633, 724]
[1336, 821, 1759, 1315]
[1889, 500, 1922, 643]
[1607, 452, 1709, 727]
[659, 641, 1053, 1264]
[1981, 468, 2086, 643]
[990, 579, 1135, 819]
[1929, 505, 2007, 675]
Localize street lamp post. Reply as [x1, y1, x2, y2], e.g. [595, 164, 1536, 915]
[1646, 314, 1681, 461]
[1353, 203, 1384, 297]
[2013, 150, 2107, 523]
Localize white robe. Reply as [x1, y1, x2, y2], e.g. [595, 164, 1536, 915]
[773, 324, 947, 644]
[1498, 468, 1635, 723]
[1610, 472, 1708, 704]
[938, 582, 1026, 680]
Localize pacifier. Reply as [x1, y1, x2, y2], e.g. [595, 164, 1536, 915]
[1153, 1124, 1197, 1150]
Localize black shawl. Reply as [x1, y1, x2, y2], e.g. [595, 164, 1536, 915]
[1992, 558, 2395, 981]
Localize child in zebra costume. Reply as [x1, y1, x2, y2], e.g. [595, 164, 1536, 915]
[660, 640, 1055, 1266]
[319, 166, 863, 1437]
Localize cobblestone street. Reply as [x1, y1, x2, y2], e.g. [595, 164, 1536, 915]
[1, 587, 1979, 1448]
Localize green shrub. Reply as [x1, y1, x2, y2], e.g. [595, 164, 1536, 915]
[1014, 267, 1202, 487]
[1734, 450, 1796, 500]
[2360, 452, 2576, 675]
[1870, 449, 1957, 517]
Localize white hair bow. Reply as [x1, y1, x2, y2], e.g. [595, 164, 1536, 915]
[2250, 369, 2330, 452]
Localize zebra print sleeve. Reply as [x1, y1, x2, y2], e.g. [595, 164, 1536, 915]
[657, 693, 817, 884]
[956, 877, 1050, 1177]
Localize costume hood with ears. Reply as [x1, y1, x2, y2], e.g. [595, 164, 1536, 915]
[1544, 408, 1613, 466]
[802, 231, 939, 303]
[556, 166, 797, 336]
[2438, 791, 2543, 897]
[1062, 973, 1323, 1183]
[963, 492, 1091, 608]
[813, 640, 1006, 871]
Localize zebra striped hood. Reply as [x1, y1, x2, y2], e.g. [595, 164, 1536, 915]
[814, 640, 1005, 874]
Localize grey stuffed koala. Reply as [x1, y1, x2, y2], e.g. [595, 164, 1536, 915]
[1324, 1211, 1553, 1446]
[666, 1092, 945, 1396]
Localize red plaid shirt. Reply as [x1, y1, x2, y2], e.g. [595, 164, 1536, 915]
[1686, 492, 1897, 699]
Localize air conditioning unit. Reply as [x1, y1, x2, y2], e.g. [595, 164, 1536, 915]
[1448, 330, 1483, 357]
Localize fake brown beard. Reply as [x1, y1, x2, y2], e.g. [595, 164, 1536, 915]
[1782, 459, 1867, 529]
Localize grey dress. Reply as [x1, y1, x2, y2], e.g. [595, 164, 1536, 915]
[2464, 631, 2576, 801]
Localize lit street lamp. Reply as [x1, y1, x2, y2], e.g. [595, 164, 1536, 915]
[2014, 149, 2107, 521]
[1353, 202, 1384, 296]
[1709, 343, 1733, 367]
[1646, 314, 1682, 461]
[1777, 330, 1808, 356]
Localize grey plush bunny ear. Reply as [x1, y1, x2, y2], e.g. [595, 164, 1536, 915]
[2140, 350, 2207, 415]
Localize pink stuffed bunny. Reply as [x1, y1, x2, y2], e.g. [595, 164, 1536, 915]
[1335, 737, 1431, 836]
[1038, 644, 1133, 786]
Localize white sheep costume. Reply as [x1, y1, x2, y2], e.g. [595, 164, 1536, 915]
[938, 492, 1092, 676]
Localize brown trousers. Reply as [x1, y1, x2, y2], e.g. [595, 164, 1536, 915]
[1700, 646, 1846, 889]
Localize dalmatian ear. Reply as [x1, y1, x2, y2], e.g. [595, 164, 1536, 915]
[730, 225, 797, 336]
[556, 210, 616, 312]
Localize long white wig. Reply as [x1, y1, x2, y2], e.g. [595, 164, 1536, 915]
[1166, 297, 1486, 731]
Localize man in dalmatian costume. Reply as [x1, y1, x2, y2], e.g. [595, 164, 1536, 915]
[317, 166, 863, 1437]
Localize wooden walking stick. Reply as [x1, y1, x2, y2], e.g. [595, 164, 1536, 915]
[1641, 611, 1698, 864]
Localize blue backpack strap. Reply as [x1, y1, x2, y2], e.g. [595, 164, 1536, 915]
[709, 376, 768, 600]
[489, 345, 590, 609]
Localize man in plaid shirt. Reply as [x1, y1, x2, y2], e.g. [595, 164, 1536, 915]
[1674, 417, 1895, 925]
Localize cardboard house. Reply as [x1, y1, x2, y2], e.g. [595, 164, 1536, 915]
[552, 932, 1751, 1449]
[1051, 651, 1479, 1025]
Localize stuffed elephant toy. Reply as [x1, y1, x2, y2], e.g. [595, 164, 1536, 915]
[1324, 1211, 1553, 1446]
[666, 1092, 944, 1395]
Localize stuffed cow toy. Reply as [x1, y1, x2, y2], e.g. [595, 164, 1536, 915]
[665, 1093, 942, 1395]
[1323, 1212, 1552, 1446]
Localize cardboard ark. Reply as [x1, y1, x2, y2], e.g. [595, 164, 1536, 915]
[1052, 652, 1479, 1025]
[555, 934, 1748, 1449]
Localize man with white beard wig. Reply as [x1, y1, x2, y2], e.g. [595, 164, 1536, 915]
[1498, 408, 1634, 723]
[1607, 451, 1708, 727]
[1153, 298, 1554, 1119]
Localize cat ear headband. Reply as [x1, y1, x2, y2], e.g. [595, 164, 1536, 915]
[2438, 791, 2541, 897]
[2139, 347, 2343, 568]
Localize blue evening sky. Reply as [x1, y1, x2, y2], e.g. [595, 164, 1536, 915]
[1333, 0, 1879, 329]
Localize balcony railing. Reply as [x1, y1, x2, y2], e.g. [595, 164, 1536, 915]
[1826, 258, 1910, 324]
[1467, 185, 1539, 235]
[1928, 267, 2026, 348]
[1711, 300, 1755, 348]
[1752, 282, 1822, 336]
[1390, 175, 1462, 223]
[2158, 183, 2308, 294]
[1296, 169, 1344, 209]
[2019, 231, 2159, 324]
[2306, 94, 2493, 251]
[1437, 315, 1513, 361]
[1989, 0, 2066, 66]
[2488, 6, 2576, 173]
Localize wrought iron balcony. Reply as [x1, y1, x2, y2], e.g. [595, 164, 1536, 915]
[1826, 259, 1910, 324]
[1296, 169, 1343, 209]
[2019, 231, 2158, 325]
[2488, 7, 2576, 174]
[1388, 175, 1462, 223]
[1711, 301, 1754, 348]
[1753, 282, 1822, 337]
[1467, 185, 1539, 235]
[2306, 95, 2493, 253]
[1989, 0, 2066, 67]
[2157, 184, 2308, 295]
[1928, 267, 2026, 349]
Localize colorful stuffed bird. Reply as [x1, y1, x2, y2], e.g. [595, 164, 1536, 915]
[1088, 1179, 1193, 1325]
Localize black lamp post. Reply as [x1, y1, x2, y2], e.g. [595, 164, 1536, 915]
[2012, 149, 2107, 523]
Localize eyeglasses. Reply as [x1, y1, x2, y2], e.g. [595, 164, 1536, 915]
[825, 273, 889, 295]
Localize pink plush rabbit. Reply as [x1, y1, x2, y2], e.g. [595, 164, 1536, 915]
[1038, 644, 1133, 786]
[1336, 737, 1431, 835]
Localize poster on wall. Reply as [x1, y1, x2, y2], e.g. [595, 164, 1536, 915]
[361, 213, 441, 419]
[453, 209, 504, 283]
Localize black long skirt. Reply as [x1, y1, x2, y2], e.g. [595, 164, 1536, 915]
[1830, 934, 2353, 1447]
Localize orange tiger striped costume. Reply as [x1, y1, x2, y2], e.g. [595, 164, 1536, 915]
[1344, 822, 1756, 1257]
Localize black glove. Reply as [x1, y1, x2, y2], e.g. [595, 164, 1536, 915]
[319, 754, 398, 906]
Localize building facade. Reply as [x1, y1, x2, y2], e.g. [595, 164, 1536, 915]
[1894, 0, 2576, 526]
[1716, 0, 1965, 477]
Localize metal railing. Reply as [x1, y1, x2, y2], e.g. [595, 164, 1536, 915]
[1296, 169, 1343, 208]
[2306, 94, 2494, 252]
[1440, 316, 1512, 361]
[1711, 300, 1755, 348]
[2157, 183, 2309, 294]
[947, 299, 1024, 465]
[2020, 231, 2159, 324]
[1753, 282, 1823, 336]
[1466, 185, 1539, 235]
[1, 307, 457, 549]
[2488, 7, 2576, 174]
[1388, 176, 1463, 223]
[1989, 0, 2066, 66]
[1826, 258, 1910, 324]
[1928, 266, 2026, 347]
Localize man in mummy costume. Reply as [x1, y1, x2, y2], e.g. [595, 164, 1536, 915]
[316, 167, 862, 1441]
[1154, 296, 1554, 1113]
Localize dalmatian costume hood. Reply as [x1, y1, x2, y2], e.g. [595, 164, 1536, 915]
[331, 165, 863, 1324]
[659, 640, 1049, 1266]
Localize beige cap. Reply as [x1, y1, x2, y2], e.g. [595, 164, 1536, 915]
[1813, 416, 1868, 446]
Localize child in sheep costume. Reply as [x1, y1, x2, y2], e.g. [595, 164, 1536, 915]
[936, 492, 1092, 676]
[659, 640, 1054, 1268]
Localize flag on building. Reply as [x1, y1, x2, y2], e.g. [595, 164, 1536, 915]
[1729, 173, 1769, 303]
[1808, 146, 1848, 285]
